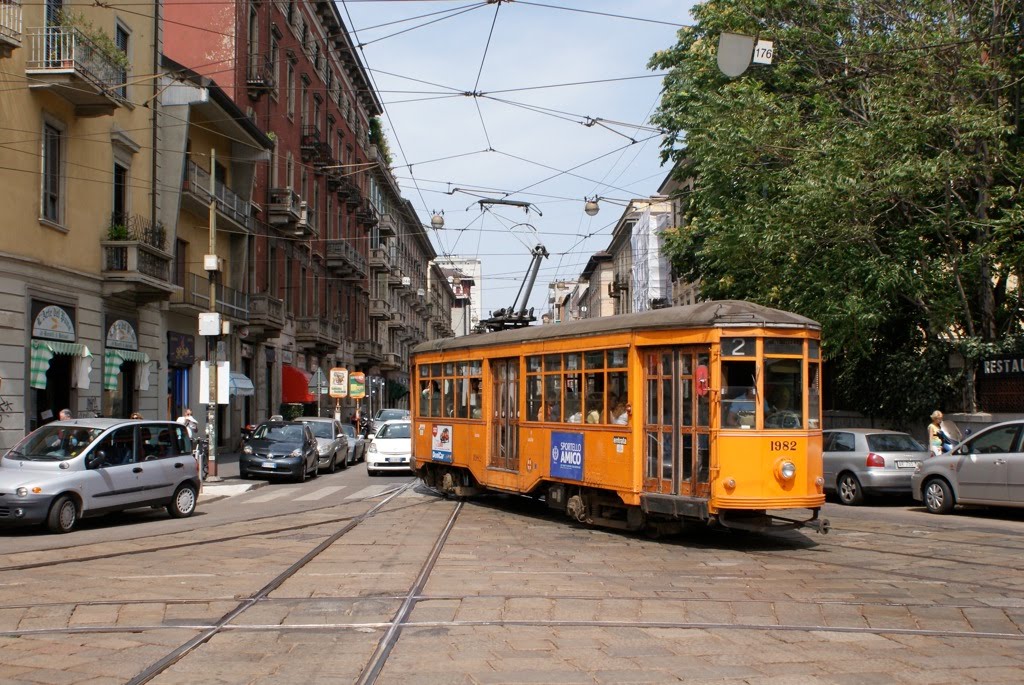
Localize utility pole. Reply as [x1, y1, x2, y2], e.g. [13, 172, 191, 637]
[206, 148, 220, 481]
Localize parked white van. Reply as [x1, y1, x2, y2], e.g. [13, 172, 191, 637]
[0, 419, 200, 533]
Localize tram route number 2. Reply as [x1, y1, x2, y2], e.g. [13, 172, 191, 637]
[770, 440, 797, 451]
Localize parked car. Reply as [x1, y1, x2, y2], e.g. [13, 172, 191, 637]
[370, 408, 410, 435]
[340, 423, 365, 465]
[0, 419, 200, 534]
[366, 420, 413, 476]
[297, 417, 348, 474]
[240, 421, 319, 482]
[912, 419, 1024, 515]
[823, 428, 928, 505]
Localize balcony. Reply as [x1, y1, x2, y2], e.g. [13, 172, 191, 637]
[387, 310, 405, 330]
[356, 200, 378, 228]
[368, 247, 391, 272]
[300, 125, 333, 169]
[247, 293, 285, 341]
[183, 160, 251, 232]
[377, 212, 397, 238]
[388, 267, 404, 289]
[246, 53, 274, 99]
[339, 177, 361, 209]
[170, 272, 249, 322]
[369, 297, 392, 320]
[101, 215, 175, 304]
[338, 339, 355, 365]
[354, 339, 383, 364]
[295, 316, 341, 352]
[325, 239, 367, 278]
[0, 0, 22, 58]
[380, 352, 401, 371]
[26, 26, 129, 116]
[267, 187, 302, 228]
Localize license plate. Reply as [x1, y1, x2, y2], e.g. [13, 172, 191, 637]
[896, 460, 919, 469]
[262, 461, 276, 469]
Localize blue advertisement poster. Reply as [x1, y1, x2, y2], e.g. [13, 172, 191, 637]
[550, 431, 584, 481]
[431, 424, 453, 463]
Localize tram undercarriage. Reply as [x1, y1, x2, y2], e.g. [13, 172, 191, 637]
[416, 463, 829, 535]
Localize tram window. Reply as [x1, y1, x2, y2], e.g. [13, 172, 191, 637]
[808, 340, 820, 360]
[565, 373, 582, 422]
[429, 363, 441, 377]
[765, 358, 803, 430]
[565, 353, 581, 371]
[723, 360, 757, 428]
[765, 339, 802, 356]
[526, 376, 543, 421]
[807, 363, 820, 429]
[609, 372, 627, 421]
[696, 353, 710, 426]
[646, 377, 658, 425]
[584, 373, 605, 423]
[544, 355, 561, 372]
[584, 351, 603, 369]
[544, 376, 561, 421]
[442, 379, 455, 417]
[420, 379, 441, 417]
[608, 349, 627, 368]
[527, 356, 542, 373]
[444, 362, 456, 376]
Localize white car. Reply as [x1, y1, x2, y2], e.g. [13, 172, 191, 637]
[0, 419, 200, 533]
[366, 420, 412, 476]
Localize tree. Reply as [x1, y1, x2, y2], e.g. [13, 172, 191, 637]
[650, 0, 1024, 423]
[368, 117, 393, 167]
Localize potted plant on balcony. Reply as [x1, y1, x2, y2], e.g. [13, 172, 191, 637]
[107, 222, 129, 241]
[56, 11, 131, 72]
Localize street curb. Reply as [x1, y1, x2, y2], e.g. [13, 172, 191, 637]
[199, 480, 268, 501]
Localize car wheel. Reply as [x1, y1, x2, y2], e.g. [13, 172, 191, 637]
[167, 484, 198, 518]
[339, 451, 348, 470]
[47, 495, 77, 534]
[923, 478, 955, 514]
[324, 454, 336, 475]
[837, 472, 864, 506]
[297, 462, 307, 483]
[309, 456, 318, 479]
[239, 469, 250, 480]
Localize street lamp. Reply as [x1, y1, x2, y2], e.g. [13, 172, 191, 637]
[584, 197, 600, 216]
[430, 210, 445, 230]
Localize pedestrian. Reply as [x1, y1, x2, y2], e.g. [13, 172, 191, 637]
[58, 408, 72, 421]
[927, 410, 947, 456]
[176, 407, 199, 439]
[130, 412, 143, 420]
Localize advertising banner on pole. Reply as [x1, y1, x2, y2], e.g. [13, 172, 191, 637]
[329, 367, 349, 398]
[349, 372, 366, 399]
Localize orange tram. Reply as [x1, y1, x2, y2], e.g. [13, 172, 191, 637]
[410, 301, 830, 535]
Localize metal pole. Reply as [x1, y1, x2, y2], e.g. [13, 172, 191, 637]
[207, 148, 220, 481]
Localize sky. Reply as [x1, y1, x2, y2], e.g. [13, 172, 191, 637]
[340, 0, 696, 319]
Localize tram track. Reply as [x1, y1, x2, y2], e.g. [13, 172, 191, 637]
[0, 486, 421, 573]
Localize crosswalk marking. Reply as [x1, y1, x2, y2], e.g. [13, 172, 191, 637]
[245, 489, 297, 504]
[295, 486, 346, 501]
[345, 485, 392, 500]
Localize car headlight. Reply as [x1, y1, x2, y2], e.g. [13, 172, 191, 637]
[243, 445, 254, 455]
[16, 486, 29, 497]
[290, 448, 302, 457]
[368, 443, 377, 454]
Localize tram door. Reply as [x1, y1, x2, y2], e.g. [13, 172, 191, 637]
[643, 348, 711, 497]
[489, 358, 519, 470]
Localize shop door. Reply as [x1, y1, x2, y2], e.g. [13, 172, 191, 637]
[488, 358, 519, 471]
[643, 348, 711, 497]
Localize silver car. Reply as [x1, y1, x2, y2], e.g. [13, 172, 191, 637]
[298, 417, 349, 474]
[823, 429, 928, 505]
[912, 419, 1024, 514]
[0, 419, 200, 534]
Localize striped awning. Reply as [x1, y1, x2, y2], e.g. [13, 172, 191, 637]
[103, 349, 151, 390]
[30, 340, 93, 390]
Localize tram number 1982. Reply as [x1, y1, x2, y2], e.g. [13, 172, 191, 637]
[770, 440, 797, 451]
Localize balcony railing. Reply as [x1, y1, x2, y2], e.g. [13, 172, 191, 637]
[377, 211, 397, 237]
[354, 339, 383, 362]
[185, 160, 251, 231]
[368, 246, 391, 271]
[356, 200, 379, 228]
[295, 316, 341, 350]
[369, 297, 392, 320]
[170, 272, 249, 321]
[247, 293, 285, 338]
[0, 1, 22, 57]
[325, 239, 367, 277]
[246, 53, 274, 96]
[300, 125, 332, 168]
[267, 187, 302, 226]
[26, 26, 129, 113]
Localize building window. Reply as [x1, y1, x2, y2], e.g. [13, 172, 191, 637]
[112, 162, 128, 225]
[286, 63, 295, 119]
[41, 121, 64, 225]
[270, 36, 279, 98]
[114, 24, 129, 100]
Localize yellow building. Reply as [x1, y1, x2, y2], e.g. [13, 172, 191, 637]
[0, 0, 163, 447]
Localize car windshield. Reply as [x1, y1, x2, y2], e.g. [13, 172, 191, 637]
[304, 421, 335, 439]
[378, 422, 411, 439]
[7, 426, 105, 461]
[376, 409, 408, 421]
[340, 424, 355, 438]
[253, 424, 304, 442]
[866, 433, 924, 452]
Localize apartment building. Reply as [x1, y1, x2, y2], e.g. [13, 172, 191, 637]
[163, 0, 445, 419]
[0, 0, 162, 449]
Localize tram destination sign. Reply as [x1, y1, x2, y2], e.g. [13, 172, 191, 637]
[551, 431, 584, 481]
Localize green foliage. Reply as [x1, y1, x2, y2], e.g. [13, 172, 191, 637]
[107, 223, 129, 241]
[57, 10, 131, 71]
[651, 0, 1024, 421]
[281, 403, 304, 421]
[368, 117, 393, 167]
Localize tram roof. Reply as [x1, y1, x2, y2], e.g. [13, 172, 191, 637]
[412, 300, 820, 355]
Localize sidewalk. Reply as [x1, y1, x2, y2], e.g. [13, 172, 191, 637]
[197, 451, 267, 502]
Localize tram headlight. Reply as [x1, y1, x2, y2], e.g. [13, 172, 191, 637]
[776, 460, 797, 481]
[724, 478, 736, 491]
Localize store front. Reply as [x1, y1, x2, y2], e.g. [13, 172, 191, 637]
[167, 331, 195, 420]
[28, 301, 92, 430]
[102, 318, 150, 418]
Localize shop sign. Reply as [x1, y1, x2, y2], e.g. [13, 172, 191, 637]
[105, 319, 138, 351]
[167, 332, 195, 367]
[981, 355, 1024, 377]
[32, 303, 76, 342]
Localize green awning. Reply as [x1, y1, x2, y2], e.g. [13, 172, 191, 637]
[103, 349, 151, 391]
[30, 340, 93, 390]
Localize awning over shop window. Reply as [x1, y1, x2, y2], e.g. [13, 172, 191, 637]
[30, 340, 93, 390]
[103, 349, 151, 391]
[229, 372, 255, 396]
[281, 365, 314, 403]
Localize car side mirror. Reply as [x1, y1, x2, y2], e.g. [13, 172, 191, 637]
[86, 451, 105, 469]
